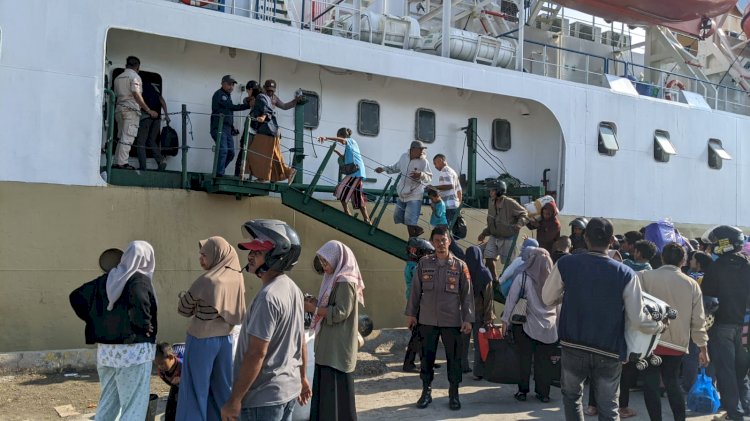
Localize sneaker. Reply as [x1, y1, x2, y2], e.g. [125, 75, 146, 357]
[584, 406, 598, 417]
[711, 412, 730, 421]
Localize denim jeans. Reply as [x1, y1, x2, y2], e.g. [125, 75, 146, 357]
[709, 324, 746, 420]
[240, 399, 296, 421]
[561, 347, 621, 421]
[393, 199, 421, 226]
[212, 129, 235, 177]
[681, 340, 700, 393]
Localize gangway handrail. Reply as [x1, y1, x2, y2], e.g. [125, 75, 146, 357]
[304, 143, 337, 204]
[370, 173, 400, 234]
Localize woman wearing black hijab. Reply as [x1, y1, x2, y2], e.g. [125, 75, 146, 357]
[464, 246, 495, 380]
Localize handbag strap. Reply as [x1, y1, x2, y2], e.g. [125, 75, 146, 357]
[518, 273, 527, 300]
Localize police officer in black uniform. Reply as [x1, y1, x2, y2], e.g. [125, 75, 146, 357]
[210, 75, 250, 177]
[406, 226, 474, 411]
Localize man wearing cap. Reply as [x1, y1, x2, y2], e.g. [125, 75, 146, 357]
[262, 79, 303, 111]
[222, 220, 311, 421]
[211, 75, 250, 177]
[542, 217, 663, 421]
[375, 141, 433, 237]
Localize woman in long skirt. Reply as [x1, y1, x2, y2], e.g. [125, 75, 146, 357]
[306, 240, 366, 421]
[176, 237, 246, 421]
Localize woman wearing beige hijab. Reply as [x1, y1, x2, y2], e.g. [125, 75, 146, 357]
[176, 236, 246, 421]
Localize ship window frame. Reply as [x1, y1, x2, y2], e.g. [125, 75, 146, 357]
[708, 138, 732, 170]
[491, 119, 512, 152]
[415, 108, 436, 143]
[301, 90, 320, 129]
[357, 99, 380, 137]
[598, 122, 619, 156]
[653, 130, 677, 163]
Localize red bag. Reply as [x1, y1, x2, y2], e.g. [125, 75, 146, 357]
[478, 325, 504, 362]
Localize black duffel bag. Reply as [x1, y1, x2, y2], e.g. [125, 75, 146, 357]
[484, 329, 522, 384]
[160, 123, 180, 157]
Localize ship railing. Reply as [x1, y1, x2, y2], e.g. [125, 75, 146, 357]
[504, 35, 750, 116]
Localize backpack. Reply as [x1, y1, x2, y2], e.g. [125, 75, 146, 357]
[69, 274, 107, 344]
[452, 214, 468, 239]
[160, 124, 180, 157]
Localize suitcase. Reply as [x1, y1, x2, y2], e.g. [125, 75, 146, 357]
[624, 292, 678, 370]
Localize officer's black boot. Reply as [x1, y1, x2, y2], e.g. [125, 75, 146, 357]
[449, 384, 461, 410]
[403, 350, 418, 372]
[416, 384, 433, 409]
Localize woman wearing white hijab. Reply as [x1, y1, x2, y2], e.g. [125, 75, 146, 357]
[306, 240, 365, 421]
[95, 241, 158, 421]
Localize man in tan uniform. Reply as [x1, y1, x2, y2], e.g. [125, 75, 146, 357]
[113, 56, 157, 169]
[478, 180, 528, 280]
[406, 225, 473, 411]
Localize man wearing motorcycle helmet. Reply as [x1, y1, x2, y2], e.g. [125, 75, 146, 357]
[222, 220, 311, 421]
[701, 225, 750, 421]
[569, 217, 588, 253]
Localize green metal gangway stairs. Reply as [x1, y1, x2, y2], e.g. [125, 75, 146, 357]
[278, 142, 410, 261]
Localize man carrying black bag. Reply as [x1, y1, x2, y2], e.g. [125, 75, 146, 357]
[406, 226, 473, 411]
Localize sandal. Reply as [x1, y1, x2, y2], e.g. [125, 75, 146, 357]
[112, 164, 136, 170]
[618, 408, 636, 418]
[535, 393, 550, 403]
[514, 392, 527, 402]
[584, 406, 598, 416]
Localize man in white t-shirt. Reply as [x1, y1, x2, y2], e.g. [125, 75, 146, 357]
[430, 154, 462, 228]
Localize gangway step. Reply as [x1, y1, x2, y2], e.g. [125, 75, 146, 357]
[280, 187, 409, 261]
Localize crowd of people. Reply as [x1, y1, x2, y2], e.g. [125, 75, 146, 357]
[71, 219, 365, 421]
[402, 209, 750, 421]
[100, 55, 750, 421]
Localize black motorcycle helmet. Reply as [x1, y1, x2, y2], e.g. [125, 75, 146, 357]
[708, 225, 745, 255]
[407, 237, 435, 260]
[239, 219, 302, 274]
[487, 180, 507, 195]
[358, 314, 374, 337]
[569, 217, 589, 231]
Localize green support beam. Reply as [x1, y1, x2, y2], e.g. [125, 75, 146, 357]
[292, 101, 305, 184]
[466, 117, 478, 203]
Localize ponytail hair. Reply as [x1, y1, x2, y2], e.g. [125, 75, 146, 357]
[336, 127, 352, 138]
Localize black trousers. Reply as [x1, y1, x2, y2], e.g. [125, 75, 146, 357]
[404, 324, 423, 365]
[134, 117, 164, 169]
[642, 355, 685, 421]
[420, 325, 463, 387]
[513, 325, 556, 397]
[589, 361, 639, 408]
[310, 364, 357, 421]
[165, 385, 178, 421]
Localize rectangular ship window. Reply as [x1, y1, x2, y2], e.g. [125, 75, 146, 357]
[598, 122, 618, 156]
[492, 119, 511, 151]
[708, 139, 732, 170]
[415, 108, 436, 143]
[358, 100, 380, 136]
[653, 130, 677, 163]
[302, 91, 320, 129]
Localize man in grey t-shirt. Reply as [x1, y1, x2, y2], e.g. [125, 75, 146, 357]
[221, 219, 310, 421]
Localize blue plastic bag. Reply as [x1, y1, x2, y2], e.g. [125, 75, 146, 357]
[687, 368, 721, 414]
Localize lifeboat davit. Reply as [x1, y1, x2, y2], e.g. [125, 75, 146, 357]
[554, 0, 736, 37]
